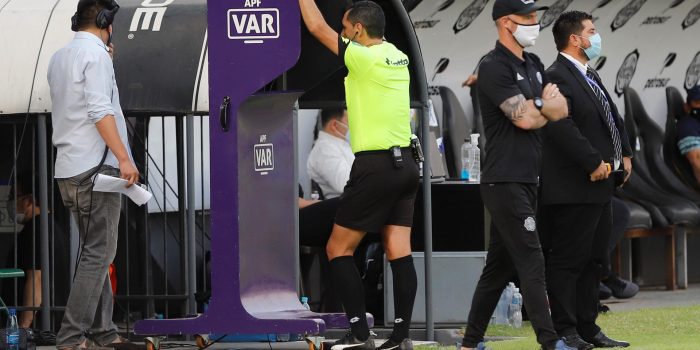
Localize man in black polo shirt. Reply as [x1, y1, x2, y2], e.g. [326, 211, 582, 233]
[460, 1, 571, 350]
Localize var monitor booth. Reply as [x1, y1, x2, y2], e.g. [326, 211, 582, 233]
[0, 0, 431, 339]
[107, 0, 433, 339]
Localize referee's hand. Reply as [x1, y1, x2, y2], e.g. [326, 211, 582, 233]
[120, 161, 140, 187]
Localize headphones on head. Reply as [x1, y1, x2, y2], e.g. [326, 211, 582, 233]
[71, 0, 120, 32]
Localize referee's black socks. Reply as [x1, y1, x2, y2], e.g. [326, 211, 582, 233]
[329, 255, 370, 341]
[389, 255, 417, 342]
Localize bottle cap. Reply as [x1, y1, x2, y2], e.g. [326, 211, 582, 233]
[301, 296, 308, 303]
[9, 308, 16, 315]
[470, 133, 480, 144]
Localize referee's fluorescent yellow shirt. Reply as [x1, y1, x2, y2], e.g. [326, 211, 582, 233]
[341, 37, 411, 153]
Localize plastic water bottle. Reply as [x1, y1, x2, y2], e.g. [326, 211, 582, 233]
[461, 139, 472, 180]
[509, 288, 523, 328]
[468, 133, 481, 182]
[6, 308, 19, 350]
[301, 296, 311, 311]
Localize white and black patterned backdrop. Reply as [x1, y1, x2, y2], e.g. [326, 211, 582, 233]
[408, 0, 700, 129]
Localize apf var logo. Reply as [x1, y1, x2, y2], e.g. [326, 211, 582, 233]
[228, 0, 280, 44]
[254, 134, 274, 175]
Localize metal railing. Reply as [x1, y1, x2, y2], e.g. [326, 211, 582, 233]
[0, 115, 211, 335]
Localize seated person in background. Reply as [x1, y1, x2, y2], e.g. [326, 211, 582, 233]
[7, 172, 56, 328]
[299, 186, 340, 247]
[307, 109, 354, 199]
[677, 85, 700, 185]
[599, 197, 639, 300]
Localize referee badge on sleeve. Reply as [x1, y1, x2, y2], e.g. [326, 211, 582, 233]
[524, 217, 536, 232]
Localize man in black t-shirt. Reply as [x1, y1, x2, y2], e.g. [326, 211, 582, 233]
[460, 1, 570, 350]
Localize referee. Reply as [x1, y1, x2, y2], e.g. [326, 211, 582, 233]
[460, 1, 571, 350]
[299, 1, 419, 350]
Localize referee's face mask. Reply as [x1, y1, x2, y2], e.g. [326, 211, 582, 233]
[504, 14, 540, 48]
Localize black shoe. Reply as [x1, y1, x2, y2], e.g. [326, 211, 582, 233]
[330, 331, 376, 350]
[377, 337, 412, 350]
[583, 331, 630, 348]
[561, 334, 594, 350]
[599, 282, 612, 300]
[603, 275, 639, 299]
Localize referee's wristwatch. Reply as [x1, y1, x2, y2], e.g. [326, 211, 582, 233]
[533, 97, 544, 111]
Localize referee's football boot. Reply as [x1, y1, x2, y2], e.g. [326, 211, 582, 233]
[377, 337, 412, 350]
[330, 331, 376, 350]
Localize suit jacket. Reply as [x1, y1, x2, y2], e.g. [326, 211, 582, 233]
[541, 54, 633, 205]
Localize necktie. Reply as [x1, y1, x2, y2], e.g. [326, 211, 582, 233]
[585, 67, 623, 169]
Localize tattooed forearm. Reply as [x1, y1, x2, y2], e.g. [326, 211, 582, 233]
[499, 94, 527, 121]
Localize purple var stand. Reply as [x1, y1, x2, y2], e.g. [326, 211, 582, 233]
[134, 0, 370, 337]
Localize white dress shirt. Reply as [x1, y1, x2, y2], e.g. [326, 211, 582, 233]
[307, 131, 355, 198]
[559, 52, 588, 76]
[48, 32, 132, 178]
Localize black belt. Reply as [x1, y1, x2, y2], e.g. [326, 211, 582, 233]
[355, 147, 411, 156]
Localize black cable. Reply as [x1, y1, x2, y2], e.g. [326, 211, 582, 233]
[123, 117, 212, 240]
[72, 147, 109, 281]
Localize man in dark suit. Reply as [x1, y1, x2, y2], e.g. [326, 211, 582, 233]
[540, 11, 633, 349]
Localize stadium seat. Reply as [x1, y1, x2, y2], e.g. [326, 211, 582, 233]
[439, 86, 474, 178]
[625, 88, 700, 205]
[619, 88, 700, 289]
[469, 84, 486, 159]
[612, 200, 677, 290]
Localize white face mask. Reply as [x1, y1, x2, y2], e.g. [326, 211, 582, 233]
[512, 23, 541, 48]
[336, 121, 350, 143]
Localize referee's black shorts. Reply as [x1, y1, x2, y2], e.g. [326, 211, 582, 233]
[335, 147, 420, 233]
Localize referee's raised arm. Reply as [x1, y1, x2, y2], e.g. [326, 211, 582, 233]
[298, 0, 339, 55]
